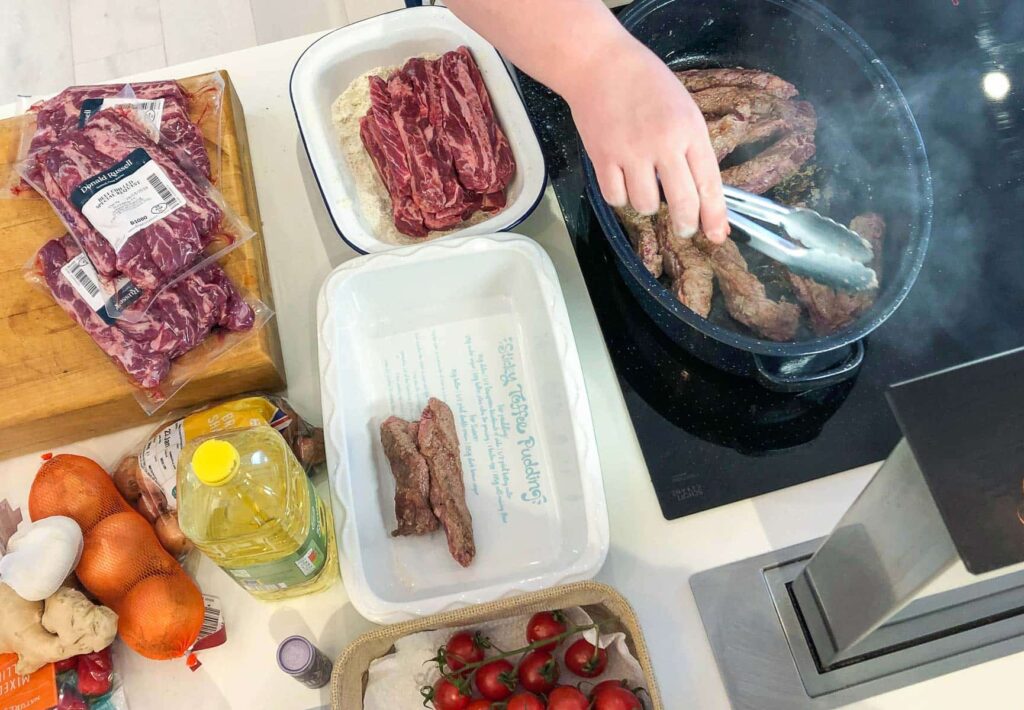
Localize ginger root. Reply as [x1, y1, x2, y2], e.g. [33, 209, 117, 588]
[0, 583, 117, 675]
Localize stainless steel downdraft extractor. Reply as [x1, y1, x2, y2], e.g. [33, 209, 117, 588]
[692, 346, 1024, 708]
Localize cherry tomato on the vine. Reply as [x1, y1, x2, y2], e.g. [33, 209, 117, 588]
[445, 631, 485, 673]
[505, 692, 544, 710]
[525, 610, 567, 652]
[564, 638, 608, 678]
[592, 685, 644, 710]
[517, 649, 559, 694]
[547, 685, 590, 710]
[474, 658, 516, 701]
[431, 678, 472, 710]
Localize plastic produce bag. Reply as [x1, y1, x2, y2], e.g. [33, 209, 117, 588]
[110, 394, 326, 556]
[54, 647, 129, 710]
[24, 235, 273, 415]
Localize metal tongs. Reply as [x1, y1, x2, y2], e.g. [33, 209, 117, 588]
[723, 185, 878, 292]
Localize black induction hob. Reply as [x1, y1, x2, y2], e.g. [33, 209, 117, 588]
[515, 0, 1024, 519]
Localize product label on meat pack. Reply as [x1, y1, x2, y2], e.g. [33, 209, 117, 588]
[70, 148, 185, 253]
[223, 479, 330, 594]
[60, 252, 143, 324]
[78, 97, 164, 141]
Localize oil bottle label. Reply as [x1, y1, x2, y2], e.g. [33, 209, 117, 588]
[224, 479, 329, 594]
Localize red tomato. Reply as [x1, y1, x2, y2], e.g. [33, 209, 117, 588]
[466, 701, 493, 710]
[506, 692, 545, 710]
[432, 678, 472, 710]
[591, 679, 631, 696]
[445, 631, 486, 673]
[525, 610, 567, 651]
[593, 685, 643, 710]
[474, 658, 516, 701]
[517, 649, 559, 694]
[564, 639, 608, 678]
[547, 685, 589, 710]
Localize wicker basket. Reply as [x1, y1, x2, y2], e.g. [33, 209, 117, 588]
[331, 581, 663, 709]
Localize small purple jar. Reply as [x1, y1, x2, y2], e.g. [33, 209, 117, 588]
[277, 635, 333, 689]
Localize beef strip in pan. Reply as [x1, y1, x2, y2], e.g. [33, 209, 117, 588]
[380, 416, 439, 536]
[788, 213, 886, 334]
[653, 205, 714, 317]
[675, 67, 799, 99]
[418, 398, 476, 567]
[695, 232, 802, 341]
[613, 205, 663, 278]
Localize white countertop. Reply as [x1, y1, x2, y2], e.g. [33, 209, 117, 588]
[1, 29, 1017, 710]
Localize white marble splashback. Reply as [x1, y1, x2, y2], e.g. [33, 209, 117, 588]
[0, 0, 404, 103]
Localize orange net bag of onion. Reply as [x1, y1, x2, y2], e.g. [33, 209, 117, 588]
[29, 454, 204, 660]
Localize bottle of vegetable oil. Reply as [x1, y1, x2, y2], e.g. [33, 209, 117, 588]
[177, 424, 338, 600]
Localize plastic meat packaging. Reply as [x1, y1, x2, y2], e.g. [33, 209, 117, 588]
[111, 394, 325, 558]
[17, 104, 253, 299]
[6, 73, 226, 196]
[24, 234, 273, 414]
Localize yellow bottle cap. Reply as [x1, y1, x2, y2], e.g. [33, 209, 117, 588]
[192, 439, 240, 486]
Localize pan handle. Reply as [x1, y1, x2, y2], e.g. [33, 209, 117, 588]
[753, 341, 864, 392]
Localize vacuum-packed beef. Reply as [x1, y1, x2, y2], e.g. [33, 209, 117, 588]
[36, 236, 253, 389]
[27, 80, 211, 180]
[32, 108, 223, 290]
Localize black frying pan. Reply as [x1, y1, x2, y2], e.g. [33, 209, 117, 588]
[582, 0, 933, 391]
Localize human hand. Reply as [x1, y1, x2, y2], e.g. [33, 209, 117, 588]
[566, 38, 728, 243]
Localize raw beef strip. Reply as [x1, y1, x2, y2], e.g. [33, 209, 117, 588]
[380, 416, 439, 536]
[28, 80, 210, 180]
[417, 398, 475, 567]
[34, 107, 223, 289]
[613, 205, 663, 278]
[36, 236, 253, 389]
[388, 70, 458, 215]
[437, 47, 515, 195]
[360, 114, 427, 237]
[675, 68, 799, 99]
[695, 232, 801, 341]
[788, 213, 886, 335]
[453, 46, 515, 191]
[654, 206, 714, 317]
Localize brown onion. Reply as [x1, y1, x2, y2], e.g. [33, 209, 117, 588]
[112, 456, 143, 503]
[154, 512, 193, 558]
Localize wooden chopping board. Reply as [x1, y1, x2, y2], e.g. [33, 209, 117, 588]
[0, 71, 285, 458]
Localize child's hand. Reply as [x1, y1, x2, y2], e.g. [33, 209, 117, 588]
[567, 39, 728, 243]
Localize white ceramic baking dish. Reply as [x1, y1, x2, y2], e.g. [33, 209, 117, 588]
[290, 6, 547, 254]
[317, 234, 608, 623]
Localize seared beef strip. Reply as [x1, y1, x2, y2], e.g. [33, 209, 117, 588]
[653, 206, 714, 317]
[613, 205, 663, 278]
[690, 86, 789, 118]
[418, 398, 475, 567]
[788, 213, 886, 334]
[676, 68, 799, 99]
[720, 101, 817, 195]
[703, 90, 799, 162]
[380, 416, 439, 536]
[696, 233, 801, 341]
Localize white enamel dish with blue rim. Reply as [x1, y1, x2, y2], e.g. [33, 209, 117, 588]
[291, 6, 547, 254]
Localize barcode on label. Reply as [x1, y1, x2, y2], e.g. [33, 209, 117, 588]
[146, 172, 180, 208]
[60, 252, 109, 313]
[200, 607, 220, 638]
[68, 260, 100, 297]
[198, 594, 223, 640]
